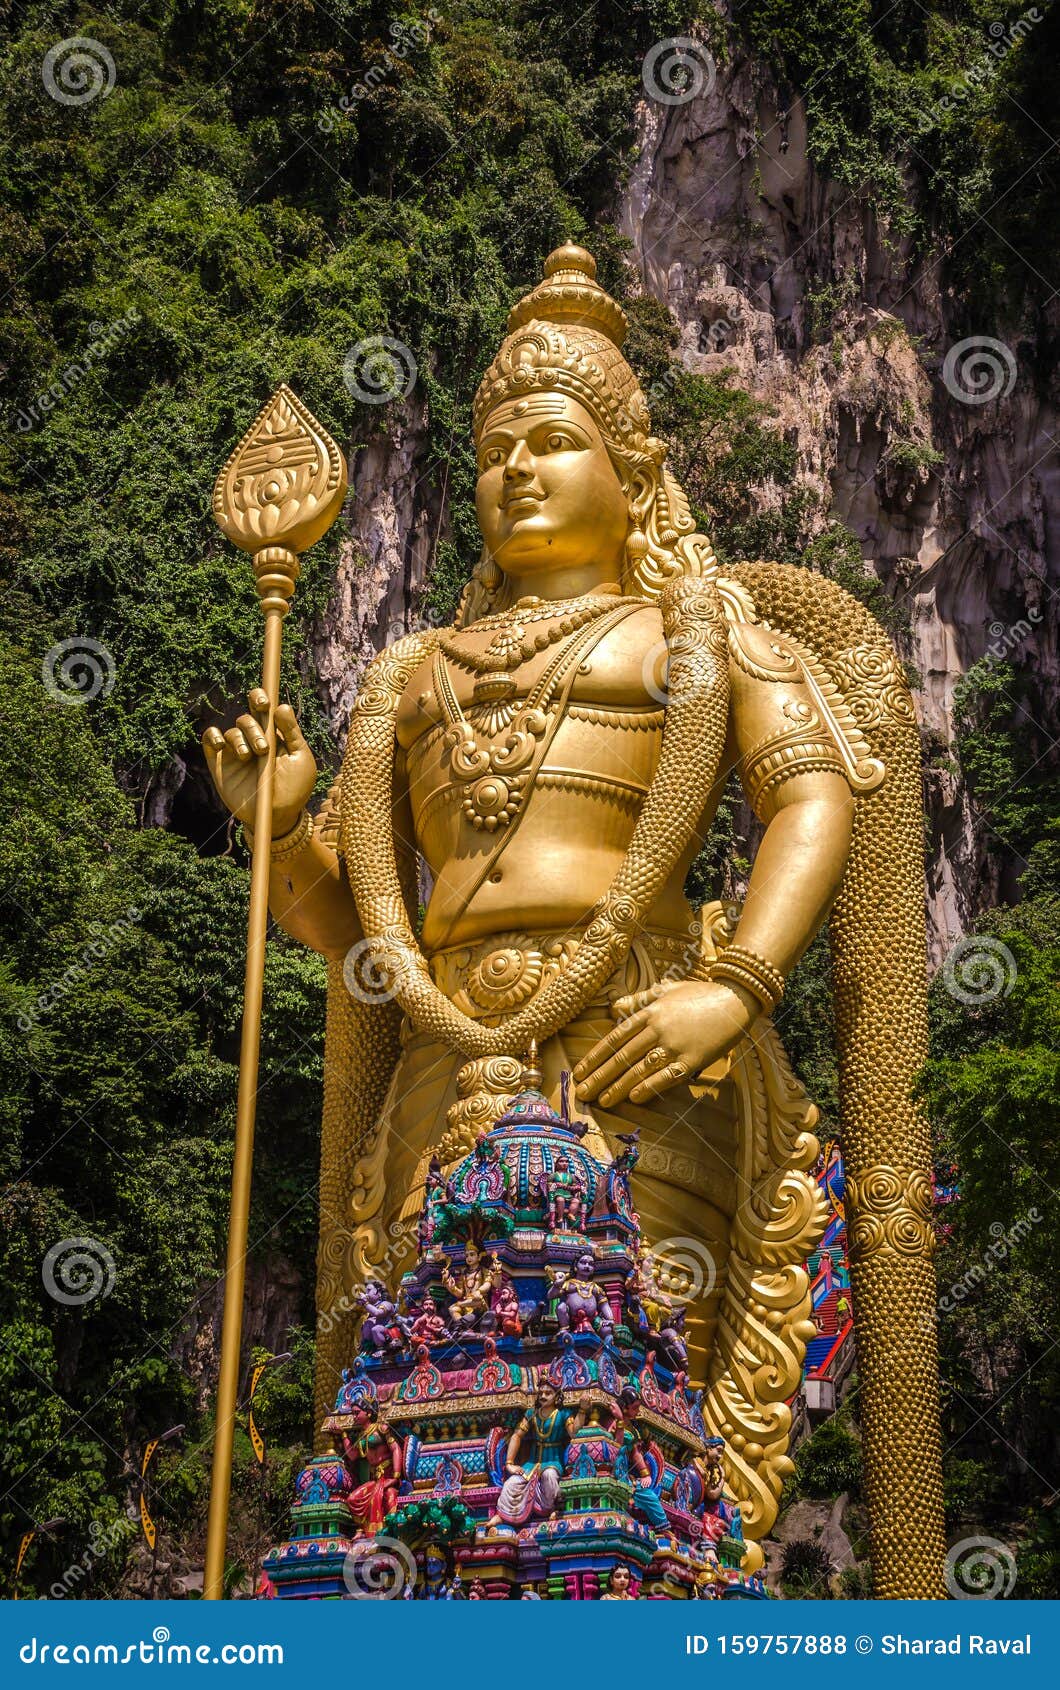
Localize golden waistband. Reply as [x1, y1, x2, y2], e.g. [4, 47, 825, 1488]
[427, 924, 703, 1023]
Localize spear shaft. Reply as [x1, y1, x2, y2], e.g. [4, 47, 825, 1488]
[203, 389, 347, 1599]
[203, 551, 295, 1601]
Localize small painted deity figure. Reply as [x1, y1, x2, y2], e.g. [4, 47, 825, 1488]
[442, 1242, 503, 1329]
[467, 1578, 487, 1600]
[606, 1130, 641, 1222]
[339, 1403, 403, 1536]
[464, 1131, 509, 1201]
[550, 1250, 614, 1340]
[625, 1247, 688, 1366]
[356, 1278, 407, 1353]
[600, 1564, 636, 1600]
[492, 1276, 523, 1337]
[489, 1377, 585, 1527]
[418, 1542, 462, 1599]
[695, 1437, 726, 1509]
[407, 1295, 452, 1348]
[691, 1541, 722, 1597]
[654, 1300, 689, 1371]
[541, 1153, 587, 1232]
[612, 1386, 668, 1533]
[418, 1157, 448, 1253]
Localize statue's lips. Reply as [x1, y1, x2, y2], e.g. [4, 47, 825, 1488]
[500, 490, 545, 517]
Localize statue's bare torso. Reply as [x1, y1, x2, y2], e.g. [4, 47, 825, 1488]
[395, 603, 731, 951]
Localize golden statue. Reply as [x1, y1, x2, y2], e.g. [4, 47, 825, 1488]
[203, 246, 945, 1595]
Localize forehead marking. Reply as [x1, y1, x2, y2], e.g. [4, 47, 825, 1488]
[483, 395, 569, 431]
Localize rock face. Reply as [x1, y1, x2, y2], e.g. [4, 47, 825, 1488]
[311, 399, 444, 739]
[615, 52, 1058, 959]
[311, 55, 1055, 963]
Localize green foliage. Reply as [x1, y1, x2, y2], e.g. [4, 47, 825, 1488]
[953, 659, 1060, 869]
[1014, 1507, 1060, 1599]
[921, 697, 1060, 1552]
[0, 595, 324, 1582]
[775, 932, 840, 1131]
[781, 1534, 834, 1594]
[735, 0, 1058, 308]
[384, 1494, 475, 1543]
[944, 1457, 1002, 1527]
[790, 1406, 864, 1501]
[837, 1560, 873, 1598]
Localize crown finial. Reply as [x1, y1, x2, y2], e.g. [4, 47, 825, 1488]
[543, 243, 597, 281]
[520, 1039, 544, 1092]
[505, 245, 627, 347]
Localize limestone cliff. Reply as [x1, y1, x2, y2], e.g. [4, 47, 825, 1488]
[615, 50, 1057, 959]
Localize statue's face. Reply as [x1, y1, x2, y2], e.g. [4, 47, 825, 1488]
[475, 393, 630, 578]
[576, 1253, 595, 1277]
[611, 1565, 631, 1593]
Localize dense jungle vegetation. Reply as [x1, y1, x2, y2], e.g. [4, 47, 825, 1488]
[0, 0, 1056, 1595]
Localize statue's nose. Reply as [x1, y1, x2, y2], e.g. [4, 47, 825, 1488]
[503, 439, 534, 480]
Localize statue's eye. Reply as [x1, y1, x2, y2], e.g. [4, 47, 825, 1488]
[546, 432, 570, 451]
[481, 446, 505, 468]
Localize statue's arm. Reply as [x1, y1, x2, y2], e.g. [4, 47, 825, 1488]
[724, 625, 855, 975]
[264, 833, 361, 961]
[575, 624, 855, 1109]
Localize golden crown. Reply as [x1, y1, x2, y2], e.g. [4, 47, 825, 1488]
[472, 245, 654, 453]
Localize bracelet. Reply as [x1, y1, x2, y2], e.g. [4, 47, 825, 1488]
[697, 944, 786, 1013]
[245, 809, 313, 863]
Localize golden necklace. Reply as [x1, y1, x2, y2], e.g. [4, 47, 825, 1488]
[438, 588, 623, 706]
[433, 594, 630, 833]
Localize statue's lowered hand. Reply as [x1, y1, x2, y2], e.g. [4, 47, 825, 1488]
[573, 978, 757, 1108]
[202, 689, 318, 836]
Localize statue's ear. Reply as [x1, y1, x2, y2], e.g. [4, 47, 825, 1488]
[627, 466, 656, 524]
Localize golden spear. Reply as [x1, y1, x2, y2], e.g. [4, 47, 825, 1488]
[204, 386, 347, 1600]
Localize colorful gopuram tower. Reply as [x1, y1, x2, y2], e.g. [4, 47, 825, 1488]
[263, 1070, 768, 1600]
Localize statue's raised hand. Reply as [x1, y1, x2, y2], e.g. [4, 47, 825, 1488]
[202, 688, 317, 836]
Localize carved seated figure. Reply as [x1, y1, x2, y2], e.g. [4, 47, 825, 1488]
[540, 1152, 587, 1232]
[549, 1250, 614, 1340]
[442, 1243, 502, 1330]
[488, 1377, 585, 1528]
[406, 1296, 452, 1348]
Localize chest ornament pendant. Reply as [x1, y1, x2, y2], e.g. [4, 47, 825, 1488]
[432, 597, 623, 833]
